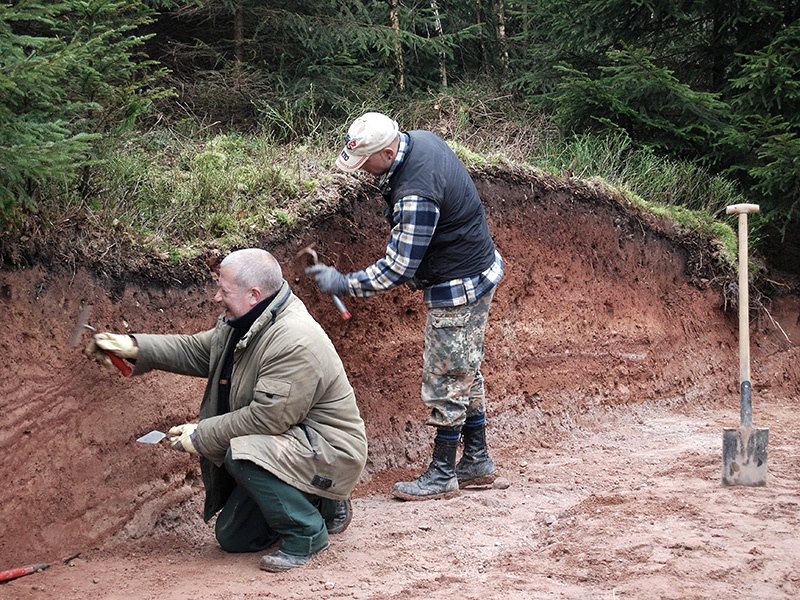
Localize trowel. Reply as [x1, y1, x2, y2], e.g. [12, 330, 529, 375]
[136, 430, 173, 444]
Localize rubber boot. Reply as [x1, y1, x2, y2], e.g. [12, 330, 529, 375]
[456, 423, 497, 487]
[392, 431, 460, 501]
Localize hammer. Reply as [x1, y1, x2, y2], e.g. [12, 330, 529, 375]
[296, 244, 351, 320]
[70, 304, 133, 376]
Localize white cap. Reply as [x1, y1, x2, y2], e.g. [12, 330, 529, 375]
[335, 112, 400, 171]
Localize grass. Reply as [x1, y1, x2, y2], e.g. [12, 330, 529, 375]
[529, 130, 743, 264]
[7, 86, 748, 268]
[87, 129, 331, 260]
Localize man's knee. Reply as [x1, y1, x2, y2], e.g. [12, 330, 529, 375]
[215, 518, 244, 552]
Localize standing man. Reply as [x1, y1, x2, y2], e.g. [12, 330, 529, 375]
[306, 112, 503, 501]
[86, 248, 367, 572]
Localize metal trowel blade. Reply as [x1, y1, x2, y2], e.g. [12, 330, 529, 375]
[136, 430, 169, 444]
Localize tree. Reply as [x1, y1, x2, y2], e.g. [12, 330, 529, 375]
[0, 0, 170, 217]
[391, 0, 406, 91]
[505, 0, 799, 260]
[159, 1, 481, 126]
[723, 22, 800, 245]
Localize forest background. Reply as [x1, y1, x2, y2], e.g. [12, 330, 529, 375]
[1, 0, 798, 273]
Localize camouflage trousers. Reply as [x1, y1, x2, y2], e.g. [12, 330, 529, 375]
[421, 288, 496, 429]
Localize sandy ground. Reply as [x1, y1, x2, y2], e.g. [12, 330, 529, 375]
[4, 391, 798, 600]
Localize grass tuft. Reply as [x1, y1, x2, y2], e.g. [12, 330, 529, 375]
[9, 82, 749, 272]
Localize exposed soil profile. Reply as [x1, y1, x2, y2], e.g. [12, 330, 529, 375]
[1, 169, 798, 599]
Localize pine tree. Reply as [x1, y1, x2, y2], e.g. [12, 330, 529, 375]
[0, 0, 170, 218]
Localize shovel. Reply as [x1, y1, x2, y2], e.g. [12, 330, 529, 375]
[722, 203, 769, 486]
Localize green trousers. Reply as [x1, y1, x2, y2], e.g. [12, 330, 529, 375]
[214, 448, 334, 556]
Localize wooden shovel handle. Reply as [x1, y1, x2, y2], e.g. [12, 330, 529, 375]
[726, 203, 759, 384]
[725, 203, 760, 215]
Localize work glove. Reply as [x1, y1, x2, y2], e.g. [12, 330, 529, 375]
[85, 332, 138, 366]
[305, 264, 350, 296]
[168, 423, 200, 455]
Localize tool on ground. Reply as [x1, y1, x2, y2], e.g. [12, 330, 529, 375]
[70, 304, 133, 377]
[722, 203, 769, 486]
[296, 244, 351, 320]
[136, 430, 173, 444]
[0, 562, 49, 583]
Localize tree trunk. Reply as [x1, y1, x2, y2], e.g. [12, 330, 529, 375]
[390, 0, 406, 91]
[431, 0, 447, 88]
[233, 0, 244, 64]
[495, 0, 509, 73]
[474, 0, 486, 73]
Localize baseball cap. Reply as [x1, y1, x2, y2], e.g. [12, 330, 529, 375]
[335, 112, 400, 171]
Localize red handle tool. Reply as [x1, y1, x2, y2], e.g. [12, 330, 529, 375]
[70, 304, 134, 376]
[105, 350, 133, 377]
[0, 563, 49, 583]
[332, 294, 352, 320]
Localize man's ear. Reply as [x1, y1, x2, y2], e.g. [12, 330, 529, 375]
[249, 287, 264, 305]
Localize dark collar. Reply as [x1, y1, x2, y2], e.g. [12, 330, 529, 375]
[227, 291, 278, 333]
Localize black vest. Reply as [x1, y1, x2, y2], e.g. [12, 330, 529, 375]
[382, 131, 496, 286]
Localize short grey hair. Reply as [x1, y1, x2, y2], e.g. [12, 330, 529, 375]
[220, 248, 283, 295]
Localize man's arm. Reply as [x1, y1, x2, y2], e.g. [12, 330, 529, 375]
[131, 328, 216, 377]
[347, 195, 439, 296]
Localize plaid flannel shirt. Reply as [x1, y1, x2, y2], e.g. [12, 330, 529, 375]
[346, 133, 504, 308]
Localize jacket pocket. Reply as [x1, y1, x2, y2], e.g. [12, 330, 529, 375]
[252, 378, 294, 429]
[255, 377, 292, 399]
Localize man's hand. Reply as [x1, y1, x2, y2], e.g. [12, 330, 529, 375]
[305, 264, 349, 296]
[84, 332, 138, 367]
[168, 423, 199, 455]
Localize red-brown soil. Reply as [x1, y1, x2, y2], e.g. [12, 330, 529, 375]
[1, 169, 798, 599]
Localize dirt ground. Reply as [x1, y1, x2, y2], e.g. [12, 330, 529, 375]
[1, 169, 798, 599]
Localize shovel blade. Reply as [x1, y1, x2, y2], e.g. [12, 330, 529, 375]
[722, 426, 769, 486]
[136, 430, 168, 444]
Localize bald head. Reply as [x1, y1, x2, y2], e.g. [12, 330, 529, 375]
[220, 248, 283, 295]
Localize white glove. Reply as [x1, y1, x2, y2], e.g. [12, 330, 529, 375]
[168, 423, 199, 455]
[94, 332, 138, 358]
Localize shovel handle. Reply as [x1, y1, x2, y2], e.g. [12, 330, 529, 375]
[726, 203, 759, 384]
[105, 350, 133, 377]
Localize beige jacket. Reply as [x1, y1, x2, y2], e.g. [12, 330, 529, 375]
[132, 281, 367, 520]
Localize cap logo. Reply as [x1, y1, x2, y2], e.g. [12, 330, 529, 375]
[344, 134, 359, 150]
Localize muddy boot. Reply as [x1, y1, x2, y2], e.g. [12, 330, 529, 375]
[393, 429, 460, 501]
[456, 418, 497, 487]
[325, 499, 352, 535]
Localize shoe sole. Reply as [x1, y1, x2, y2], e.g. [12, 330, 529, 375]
[457, 472, 497, 487]
[391, 489, 460, 501]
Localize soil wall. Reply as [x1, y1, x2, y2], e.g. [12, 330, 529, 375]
[1, 169, 797, 571]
